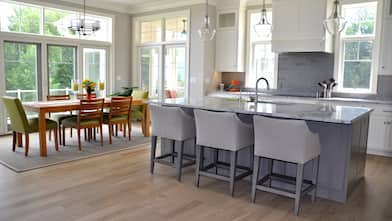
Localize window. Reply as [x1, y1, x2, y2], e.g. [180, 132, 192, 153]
[48, 45, 77, 95]
[136, 12, 189, 99]
[83, 48, 107, 95]
[246, 10, 277, 89]
[337, 2, 378, 93]
[0, 0, 113, 42]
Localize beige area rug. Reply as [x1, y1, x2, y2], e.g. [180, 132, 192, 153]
[0, 124, 150, 173]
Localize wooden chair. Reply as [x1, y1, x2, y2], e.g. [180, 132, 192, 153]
[61, 98, 104, 150]
[103, 97, 133, 144]
[47, 95, 73, 144]
[77, 93, 97, 99]
[2, 96, 59, 156]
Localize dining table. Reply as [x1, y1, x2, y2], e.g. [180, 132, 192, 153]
[23, 98, 150, 157]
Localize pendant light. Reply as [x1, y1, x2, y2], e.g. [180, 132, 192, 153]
[68, 0, 101, 36]
[323, 0, 347, 35]
[181, 19, 187, 34]
[254, 0, 271, 37]
[198, 0, 216, 41]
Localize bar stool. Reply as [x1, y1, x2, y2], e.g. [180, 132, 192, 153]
[150, 104, 196, 181]
[194, 109, 254, 196]
[251, 115, 321, 216]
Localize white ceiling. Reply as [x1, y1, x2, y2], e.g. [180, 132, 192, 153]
[62, 0, 212, 14]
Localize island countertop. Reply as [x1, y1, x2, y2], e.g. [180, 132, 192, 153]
[150, 97, 372, 125]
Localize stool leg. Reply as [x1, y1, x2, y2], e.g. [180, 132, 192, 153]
[176, 141, 184, 182]
[150, 136, 157, 174]
[251, 156, 260, 203]
[294, 163, 304, 216]
[214, 149, 219, 174]
[195, 145, 202, 187]
[311, 156, 320, 203]
[229, 150, 238, 197]
[268, 159, 274, 187]
[171, 140, 175, 164]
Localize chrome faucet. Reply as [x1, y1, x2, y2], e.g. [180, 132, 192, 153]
[255, 77, 270, 104]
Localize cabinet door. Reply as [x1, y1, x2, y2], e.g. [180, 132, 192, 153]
[380, 20, 392, 75]
[215, 30, 237, 71]
[367, 115, 390, 153]
[298, 0, 326, 37]
[272, 0, 298, 39]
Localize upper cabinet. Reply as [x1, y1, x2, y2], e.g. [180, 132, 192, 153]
[271, 0, 333, 53]
[215, 0, 246, 72]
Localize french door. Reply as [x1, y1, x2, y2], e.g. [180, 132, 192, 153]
[138, 44, 187, 99]
[82, 47, 108, 96]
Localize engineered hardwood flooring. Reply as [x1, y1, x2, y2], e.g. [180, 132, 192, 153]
[0, 145, 391, 221]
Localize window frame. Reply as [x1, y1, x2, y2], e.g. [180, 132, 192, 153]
[245, 8, 278, 89]
[334, 1, 382, 94]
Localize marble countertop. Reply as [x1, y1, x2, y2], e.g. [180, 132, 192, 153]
[150, 97, 373, 125]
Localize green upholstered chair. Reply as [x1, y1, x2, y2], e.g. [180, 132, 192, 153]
[131, 90, 149, 122]
[2, 96, 59, 157]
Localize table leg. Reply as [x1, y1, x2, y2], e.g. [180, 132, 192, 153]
[143, 104, 150, 137]
[17, 133, 23, 147]
[38, 110, 47, 157]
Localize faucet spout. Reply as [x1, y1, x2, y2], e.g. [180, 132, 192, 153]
[255, 77, 270, 104]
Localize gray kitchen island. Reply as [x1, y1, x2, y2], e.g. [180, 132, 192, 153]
[150, 97, 373, 203]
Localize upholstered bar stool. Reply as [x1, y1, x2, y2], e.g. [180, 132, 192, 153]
[194, 109, 254, 196]
[251, 115, 321, 216]
[150, 104, 196, 181]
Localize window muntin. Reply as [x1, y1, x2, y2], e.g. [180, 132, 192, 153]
[246, 10, 276, 88]
[0, 0, 113, 42]
[338, 2, 378, 92]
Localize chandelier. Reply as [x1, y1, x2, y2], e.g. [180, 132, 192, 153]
[254, 0, 271, 37]
[323, 0, 347, 35]
[68, 0, 100, 36]
[198, 0, 216, 41]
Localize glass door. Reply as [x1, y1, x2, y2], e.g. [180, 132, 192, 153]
[139, 47, 161, 99]
[82, 48, 107, 96]
[164, 46, 186, 99]
[47, 45, 77, 95]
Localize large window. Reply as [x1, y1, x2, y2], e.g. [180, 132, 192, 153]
[337, 2, 378, 93]
[48, 45, 76, 95]
[246, 10, 276, 88]
[136, 12, 189, 99]
[0, 0, 112, 42]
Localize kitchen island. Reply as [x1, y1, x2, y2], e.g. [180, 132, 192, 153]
[150, 97, 372, 203]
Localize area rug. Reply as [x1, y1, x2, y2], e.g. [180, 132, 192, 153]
[0, 124, 150, 173]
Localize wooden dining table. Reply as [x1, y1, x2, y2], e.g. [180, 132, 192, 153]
[23, 98, 150, 157]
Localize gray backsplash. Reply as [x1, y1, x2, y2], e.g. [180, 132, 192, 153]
[277, 52, 334, 96]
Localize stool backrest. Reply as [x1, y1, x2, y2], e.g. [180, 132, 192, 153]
[150, 104, 195, 141]
[194, 109, 253, 151]
[253, 115, 320, 164]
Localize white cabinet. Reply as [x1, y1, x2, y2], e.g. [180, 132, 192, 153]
[367, 111, 392, 156]
[379, 20, 392, 75]
[271, 0, 333, 53]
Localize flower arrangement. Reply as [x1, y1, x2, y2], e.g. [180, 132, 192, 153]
[81, 79, 96, 94]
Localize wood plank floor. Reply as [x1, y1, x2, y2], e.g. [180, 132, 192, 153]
[0, 145, 392, 221]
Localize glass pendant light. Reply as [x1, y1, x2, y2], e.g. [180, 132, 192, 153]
[198, 0, 216, 41]
[323, 0, 347, 35]
[254, 0, 271, 37]
[68, 0, 101, 36]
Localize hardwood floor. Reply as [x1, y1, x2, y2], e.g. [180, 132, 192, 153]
[0, 146, 391, 221]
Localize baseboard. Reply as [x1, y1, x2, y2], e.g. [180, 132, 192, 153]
[367, 149, 392, 157]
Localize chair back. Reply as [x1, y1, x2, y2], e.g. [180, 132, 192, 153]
[77, 93, 97, 99]
[194, 109, 254, 151]
[253, 115, 321, 164]
[109, 96, 132, 120]
[150, 104, 195, 141]
[47, 94, 70, 101]
[78, 98, 104, 124]
[2, 96, 29, 133]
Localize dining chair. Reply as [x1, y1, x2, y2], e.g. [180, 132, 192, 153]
[77, 93, 97, 99]
[2, 96, 59, 156]
[103, 96, 133, 144]
[47, 94, 73, 144]
[61, 98, 104, 150]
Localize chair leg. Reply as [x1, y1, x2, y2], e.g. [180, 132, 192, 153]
[115, 124, 118, 137]
[294, 163, 305, 216]
[62, 126, 66, 146]
[251, 156, 260, 203]
[93, 128, 97, 141]
[108, 123, 113, 144]
[24, 133, 29, 157]
[311, 156, 320, 203]
[194, 145, 202, 187]
[99, 125, 103, 146]
[70, 127, 73, 138]
[54, 127, 59, 151]
[84, 129, 87, 141]
[49, 129, 52, 141]
[12, 131, 16, 152]
[77, 128, 82, 151]
[58, 125, 62, 145]
[176, 141, 184, 182]
[123, 123, 126, 138]
[17, 133, 23, 147]
[229, 150, 238, 197]
[128, 121, 131, 141]
[150, 136, 157, 174]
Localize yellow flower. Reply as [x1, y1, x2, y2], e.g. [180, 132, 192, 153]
[82, 79, 89, 83]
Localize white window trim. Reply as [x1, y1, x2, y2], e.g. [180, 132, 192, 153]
[245, 8, 278, 89]
[334, 1, 383, 94]
[132, 10, 190, 99]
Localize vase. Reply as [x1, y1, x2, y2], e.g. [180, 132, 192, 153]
[86, 88, 93, 100]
